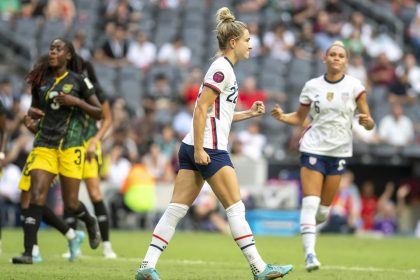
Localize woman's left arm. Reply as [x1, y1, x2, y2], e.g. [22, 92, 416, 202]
[233, 101, 265, 122]
[356, 92, 375, 130]
[55, 92, 103, 120]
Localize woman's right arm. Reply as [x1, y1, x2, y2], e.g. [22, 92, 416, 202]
[193, 86, 218, 165]
[271, 104, 310, 127]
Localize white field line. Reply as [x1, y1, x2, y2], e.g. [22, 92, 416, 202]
[77, 255, 418, 274]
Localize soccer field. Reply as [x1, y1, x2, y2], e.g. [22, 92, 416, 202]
[0, 229, 419, 280]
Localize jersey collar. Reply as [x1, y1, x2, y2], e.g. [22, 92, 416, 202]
[323, 74, 345, 84]
[224, 57, 234, 69]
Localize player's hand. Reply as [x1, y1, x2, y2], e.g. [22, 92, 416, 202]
[397, 184, 410, 199]
[86, 140, 97, 162]
[55, 92, 80, 106]
[194, 148, 211, 165]
[357, 114, 374, 130]
[28, 107, 45, 119]
[23, 114, 39, 131]
[250, 101, 265, 117]
[271, 104, 284, 121]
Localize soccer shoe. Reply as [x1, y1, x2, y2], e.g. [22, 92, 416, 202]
[135, 267, 161, 280]
[12, 255, 33, 264]
[32, 253, 43, 263]
[86, 218, 101, 249]
[254, 264, 293, 280]
[68, 230, 85, 261]
[103, 247, 117, 259]
[305, 253, 321, 272]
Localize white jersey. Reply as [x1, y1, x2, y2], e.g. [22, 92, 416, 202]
[299, 74, 365, 157]
[183, 57, 238, 151]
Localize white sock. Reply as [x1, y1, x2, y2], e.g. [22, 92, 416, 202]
[316, 204, 330, 225]
[65, 228, 76, 240]
[226, 201, 266, 275]
[141, 203, 189, 269]
[103, 241, 112, 250]
[300, 196, 320, 257]
[32, 245, 40, 257]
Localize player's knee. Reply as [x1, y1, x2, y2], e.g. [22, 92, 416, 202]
[64, 200, 80, 212]
[226, 201, 245, 218]
[316, 205, 330, 224]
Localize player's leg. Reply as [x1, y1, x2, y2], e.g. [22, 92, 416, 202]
[59, 146, 101, 250]
[207, 166, 293, 279]
[85, 176, 116, 258]
[136, 169, 204, 280]
[300, 166, 324, 272]
[13, 169, 55, 264]
[60, 175, 100, 250]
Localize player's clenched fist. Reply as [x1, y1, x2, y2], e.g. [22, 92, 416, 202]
[271, 104, 284, 121]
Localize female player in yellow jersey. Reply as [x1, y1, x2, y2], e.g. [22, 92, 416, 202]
[272, 41, 375, 271]
[12, 38, 103, 264]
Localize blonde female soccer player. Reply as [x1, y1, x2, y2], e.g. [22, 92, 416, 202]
[135, 7, 293, 280]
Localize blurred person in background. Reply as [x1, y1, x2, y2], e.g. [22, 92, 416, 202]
[360, 181, 378, 231]
[127, 31, 157, 72]
[378, 102, 414, 146]
[272, 41, 374, 272]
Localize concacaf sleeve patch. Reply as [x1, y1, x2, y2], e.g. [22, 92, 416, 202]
[213, 71, 224, 83]
[84, 77, 94, 89]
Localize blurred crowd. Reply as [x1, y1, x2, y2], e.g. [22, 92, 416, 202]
[1, 0, 420, 235]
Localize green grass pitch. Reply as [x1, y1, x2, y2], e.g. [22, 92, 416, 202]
[0, 229, 419, 279]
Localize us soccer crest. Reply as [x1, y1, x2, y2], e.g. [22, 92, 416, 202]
[341, 92, 350, 103]
[309, 156, 317, 165]
[326, 91, 334, 101]
[62, 84, 73, 94]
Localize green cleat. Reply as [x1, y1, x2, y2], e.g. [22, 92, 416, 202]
[135, 267, 160, 280]
[68, 230, 85, 262]
[254, 264, 293, 280]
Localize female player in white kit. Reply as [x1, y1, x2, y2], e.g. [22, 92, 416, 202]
[271, 41, 375, 272]
[135, 7, 293, 280]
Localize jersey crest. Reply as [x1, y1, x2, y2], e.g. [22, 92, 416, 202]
[62, 84, 73, 94]
[327, 91, 334, 101]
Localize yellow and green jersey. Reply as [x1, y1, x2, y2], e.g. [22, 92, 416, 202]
[33, 70, 95, 149]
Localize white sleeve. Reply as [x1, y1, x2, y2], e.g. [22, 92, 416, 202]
[299, 82, 312, 106]
[354, 79, 366, 101]
[203, 63, 228, 94]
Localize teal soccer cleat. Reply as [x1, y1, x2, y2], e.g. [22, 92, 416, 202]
[135, 267, 160, 280]
[254, 264, 293, 280]
[68, 230, 85, 262]
[32, 253, 43, 264]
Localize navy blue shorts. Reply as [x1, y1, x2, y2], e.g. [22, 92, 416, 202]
[179, 143, 233, 179]
[300, 152, 349, 176]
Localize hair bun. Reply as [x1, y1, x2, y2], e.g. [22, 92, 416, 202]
[216, 7, 235, 24]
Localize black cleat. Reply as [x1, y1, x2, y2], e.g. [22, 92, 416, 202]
[87, 218, 101, 249]
[12, 255, 33, 264]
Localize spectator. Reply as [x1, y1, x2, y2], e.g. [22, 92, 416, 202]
[293, 21, 319, 61]
[378, 102, 415, 146]
[291, 0, 320, 28]
[238, 77, 268, 111]
[44, 0, 76, 30]
[341, 11, 373, 47]
[234, 0, 267, 13]
[248, 22, 262, 57]
[366, 27, 402, 62]
[387, 70, 417, 105]
[360, 181, 378, 230]
[72, 31, 92, 61]
[189, 183, 230, 234]
[263, 21, 295, 62]
[395, 53, 420, 95]
[180, 67, 203, 106]
[95, 24, 129, 67]
[154, 125, 178, 159]
[352, 117, 380, 144]
[143, 73, 176, 126]
[373, 182, 397, 236]
[127, 31, 157, 72]
[347, 54, 369, 90]
[408, 8, 420, 61]
[157, 35, 191, 68]
[369, 53, 396, 87]
[0, 77, 14, 111]
[142, 143, 174, 183]
[237, 121, 267, 160]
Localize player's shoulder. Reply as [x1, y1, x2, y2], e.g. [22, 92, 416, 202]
[343, 74, 362, 85]
[304, 75, 324, 88]
[209, 56, 233, 71]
